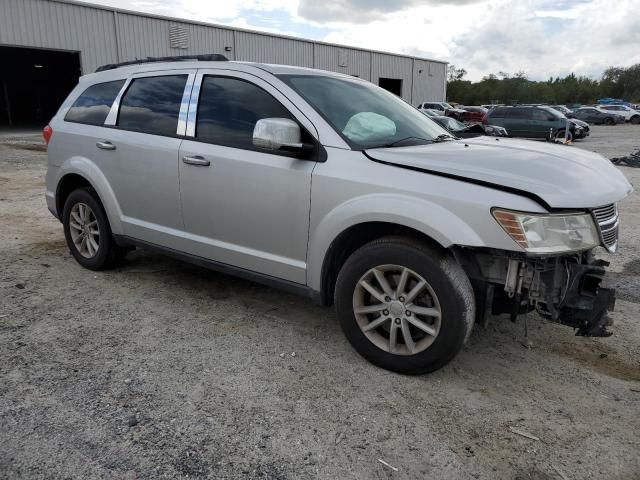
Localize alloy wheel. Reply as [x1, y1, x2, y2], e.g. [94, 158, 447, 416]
[352, 264, 442, 355]
[68, 202, 100, 258]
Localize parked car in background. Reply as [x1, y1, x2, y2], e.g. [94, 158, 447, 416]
[45, 56, 631, 374]
[418, 101, 466, 121]
[598, 105, 640, 124]
[572, 107, 625, 125]
[431, 115, 508, 138]
[568, 118, 590, 138]
[419, 108, 441, 118]
[485, 105, 580, 141]
[418, 101, 448, 114]
[481, 104, 504, 110]
[460, 106, 488, 123]
[550, 105, 574, 116]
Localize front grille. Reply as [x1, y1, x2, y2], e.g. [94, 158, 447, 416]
[592, 204, 618, 252]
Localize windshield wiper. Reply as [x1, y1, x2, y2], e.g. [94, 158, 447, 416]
[382, 136, 432, 148]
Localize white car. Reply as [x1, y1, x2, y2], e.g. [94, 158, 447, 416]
[598, 105, 640, 124]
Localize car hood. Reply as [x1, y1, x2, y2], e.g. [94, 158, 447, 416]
[365, 137, 633, 209]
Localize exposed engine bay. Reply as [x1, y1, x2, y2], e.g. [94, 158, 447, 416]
[456, 248, 616, 337]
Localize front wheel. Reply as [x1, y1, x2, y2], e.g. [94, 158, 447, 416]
[630, 116, 640, 125]
[604, 117, 615, 126]
[334, 237, 475, 374]
[555, 129, 573, 142]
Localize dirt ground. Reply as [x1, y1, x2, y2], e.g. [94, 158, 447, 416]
[1, 126, 639, 480]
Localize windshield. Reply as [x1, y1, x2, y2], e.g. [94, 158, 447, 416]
[279, 75, 452, 149]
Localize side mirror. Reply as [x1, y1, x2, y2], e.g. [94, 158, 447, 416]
[253, 118, 304, 152]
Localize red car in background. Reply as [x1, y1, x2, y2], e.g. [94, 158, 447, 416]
[461, 106, 488, 123]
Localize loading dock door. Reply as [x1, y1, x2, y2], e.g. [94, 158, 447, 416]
[378, 78, 403, 96]
[0, 46, 81, 127]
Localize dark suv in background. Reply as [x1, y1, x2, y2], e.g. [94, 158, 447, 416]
[485, 105, 580, 141]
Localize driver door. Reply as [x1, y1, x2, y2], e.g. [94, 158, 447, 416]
[177, 70, 319, 284]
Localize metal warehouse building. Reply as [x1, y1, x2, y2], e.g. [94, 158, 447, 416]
[0, 0, 448, 127]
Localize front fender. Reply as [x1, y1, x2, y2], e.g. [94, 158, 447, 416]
[55, 156, 124, 234]
[306, 193, 485, 291]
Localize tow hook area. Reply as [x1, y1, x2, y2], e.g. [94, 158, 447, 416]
[540, 261, 616, 337]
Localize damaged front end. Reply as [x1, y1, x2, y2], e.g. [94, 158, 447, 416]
[457, 249, 616, 337]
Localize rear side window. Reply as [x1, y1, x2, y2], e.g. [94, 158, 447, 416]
[196, 76, 295, 150]
[511, 107, 532, 120]
[117, 75, 187, 136]
[65, 80, 125, 126]
[489, 107, 509, 118]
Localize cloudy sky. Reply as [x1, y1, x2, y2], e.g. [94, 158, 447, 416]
[87, 0, 639, 81]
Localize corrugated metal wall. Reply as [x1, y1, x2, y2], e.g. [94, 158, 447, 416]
[412, 59, 447, 103]
[0, 0, 446, 102]
[115, 13, 235, 62]
[313, 44, 371, 80]
[234, 31, 313, 68]
[0, 0, 118, 73]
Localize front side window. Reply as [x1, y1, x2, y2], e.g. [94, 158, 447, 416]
[117, 75, 187, 136]
[65, 80, 125, 125]
[279, 75, 450, 149]
[196, 76, 296, 150]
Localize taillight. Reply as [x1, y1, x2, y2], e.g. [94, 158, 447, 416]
[481, 114, 488, 125]
[43, 125, 53, 145]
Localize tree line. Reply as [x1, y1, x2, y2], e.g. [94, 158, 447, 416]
[446, 64, 640, 106]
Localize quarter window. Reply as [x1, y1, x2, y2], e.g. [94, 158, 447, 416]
[65, 80, 125, 126]
[196, 76, 295, 150]
[117, 75, 187, 136]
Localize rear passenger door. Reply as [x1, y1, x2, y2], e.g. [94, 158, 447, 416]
[177, 70, 318, 284]
[508, 107, 533, 137]
[101, 70, 194, 245]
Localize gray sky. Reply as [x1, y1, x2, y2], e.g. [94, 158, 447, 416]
[87, 0, 640, 81]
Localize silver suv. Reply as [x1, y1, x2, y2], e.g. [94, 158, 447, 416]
[45, 56, 632, 374]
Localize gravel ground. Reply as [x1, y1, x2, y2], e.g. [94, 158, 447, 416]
[1, 125, 639, 480]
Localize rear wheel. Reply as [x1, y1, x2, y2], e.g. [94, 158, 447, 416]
[62, 188, 125, 270]
[630, 115, 640, 125]
[334, 237, 475, 374]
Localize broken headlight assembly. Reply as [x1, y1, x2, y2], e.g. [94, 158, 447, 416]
[492, 208, 600, 254]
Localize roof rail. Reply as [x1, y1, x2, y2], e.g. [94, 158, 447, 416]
[95, 54, 228, 72]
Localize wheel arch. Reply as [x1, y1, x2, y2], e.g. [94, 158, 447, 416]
[315, 221, 447, 306]
[54, 158, 124, 234]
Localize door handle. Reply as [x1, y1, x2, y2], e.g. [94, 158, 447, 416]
[96, 141, 116, 150]
[182, 155, 210, 166]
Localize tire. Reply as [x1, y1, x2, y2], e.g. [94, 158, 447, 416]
[555, 129, 573, 142]
[62, 188, 125, 270]
[631, 116, 640, 125]
[334, 236, 475, 375]
[604, 117, 614, 126]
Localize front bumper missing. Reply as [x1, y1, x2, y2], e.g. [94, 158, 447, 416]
[537, 260, 616, 337]
[459, 249, 617, 337]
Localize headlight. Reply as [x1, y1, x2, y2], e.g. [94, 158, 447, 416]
[492, 209, 600, 253]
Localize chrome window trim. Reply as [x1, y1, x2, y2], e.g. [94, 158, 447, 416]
[104, 77, 132, 126]
[185, 73, 203, 138]
[177, 73, 196, 136]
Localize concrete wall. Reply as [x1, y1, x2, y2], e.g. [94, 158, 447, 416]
[0, 0, 447, 103]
